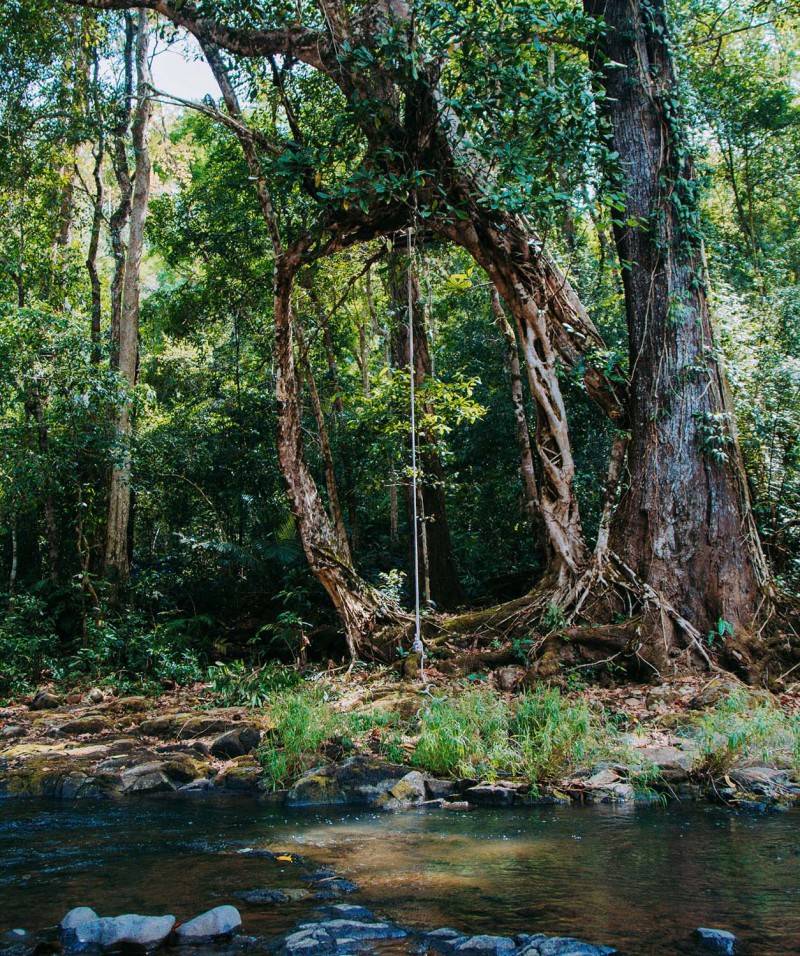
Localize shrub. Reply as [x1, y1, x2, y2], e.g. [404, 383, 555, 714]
[689, 690, 800, 776]
[257, 687, 339, 790]
[512, 687, 599, 784]
[412, 689, 516, 779]
[206, 660, 301, 707]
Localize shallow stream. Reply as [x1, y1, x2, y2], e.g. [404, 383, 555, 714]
[1, 798, 799, 955]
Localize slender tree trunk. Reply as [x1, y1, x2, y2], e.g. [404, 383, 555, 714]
[387, 248, 464, 609]
[109, 13, 135, 364]
[87, 69, 104, 365]
[297, 329, 352, 564]
[585, 0, 770, 662]
[27, 380, 60, 582]
[105, 10, 152, 587]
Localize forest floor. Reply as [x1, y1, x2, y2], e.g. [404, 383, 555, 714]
[1, 666, 799, 810]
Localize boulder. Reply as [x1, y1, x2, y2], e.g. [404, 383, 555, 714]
[376, 770, 427, 809]
[137, 714, 241, 740]
[174, 905, 242, 943]
[64, 914, 175, 952]
[493, 666, 526, 692]
[426, 778, 461, 800]
[60, 909, 99, 932]
[56, 717, 111, 737]
[518, 937, 616, 955]
[178, 777, 214, 793]
[236, 888, 310, 904]
[86, 688, 105, 704]
[316, 904, 375, 921]
[30, 689, 61, 710]
[286, 755, 411, 807]
[1, 725, 27, 739]
[465, 784, 519, 807]
[120, 762, 176, 794]
[210, 727, 261, 759]
[215, 760, 263, 792]
[638, 745, 696, 783]
[694, 928, 736, 954]
[296, 918, 406, 942]
[453, 935, 516, 954]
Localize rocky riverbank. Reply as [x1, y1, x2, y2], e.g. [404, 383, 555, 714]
[1, 674, 798, 810]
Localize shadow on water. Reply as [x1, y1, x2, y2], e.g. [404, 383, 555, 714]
[1, 797, 799, 955]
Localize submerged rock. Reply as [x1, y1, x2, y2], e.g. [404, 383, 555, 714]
[236, 888, 310, 905]
[694, 927, 736, 954]
[174, 905, 242, 943]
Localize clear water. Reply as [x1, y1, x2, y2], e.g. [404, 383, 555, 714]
[1, 797, 799, 955]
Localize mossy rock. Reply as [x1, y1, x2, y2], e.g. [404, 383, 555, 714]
[55, 716, 112, 736]
[286, 755, 413, 808]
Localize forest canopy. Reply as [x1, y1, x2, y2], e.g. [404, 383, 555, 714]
[1, 0, 799, 695]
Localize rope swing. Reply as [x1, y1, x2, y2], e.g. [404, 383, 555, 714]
[406, 223, 426, 677]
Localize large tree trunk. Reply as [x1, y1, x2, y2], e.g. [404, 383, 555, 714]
[584, 0, 770, 660]
[386, 248, 464, 609]
[105, 10, 152, 587]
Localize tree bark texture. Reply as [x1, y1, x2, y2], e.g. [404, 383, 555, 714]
[584, 0, 770, 649]
[105, 10, 152, 585]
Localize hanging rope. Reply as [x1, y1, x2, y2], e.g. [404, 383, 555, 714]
[407, 223, 425, 675]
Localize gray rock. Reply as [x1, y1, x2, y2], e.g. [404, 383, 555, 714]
[316, 904, 375, 921]
[694, 927, 736, 954]
[1, 725, 26, 739]
[65, 914, 175, 952]
[280, 927, 334, 955]
[376, 770, 428, 809]
[465, 784, 518, 807]
[178, 778, 214, 793]
[2, 930, 28, 943]
[298, 918, 406, 941]
[236, 888, 310, 904]
[425, 778, 461, 800]
[638, 745, 696, 783]
[210, 727, 261, 759]
[60, 907, 99, 931]
[286, 755, 411, 807]
[312, 877, 359, 898]
[518, 936, 616, 956]
[30, 689, 61, 710]
[121, 762, 176, 794]
[56, 716, 111, 736]
[87, 688, 105, 704]
[453, 935, 516, 954]
[174, 905, 242, 942]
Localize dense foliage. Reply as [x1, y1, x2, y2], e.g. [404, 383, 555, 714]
[0, 0, 798, 695]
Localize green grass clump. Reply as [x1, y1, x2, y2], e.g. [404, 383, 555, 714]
[411, 686, 606, 786]
[257, 687, 339, 790]
[689, 690, 800, 776]
[511, 687, 600, 784]
[412, 689, 516, 779]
